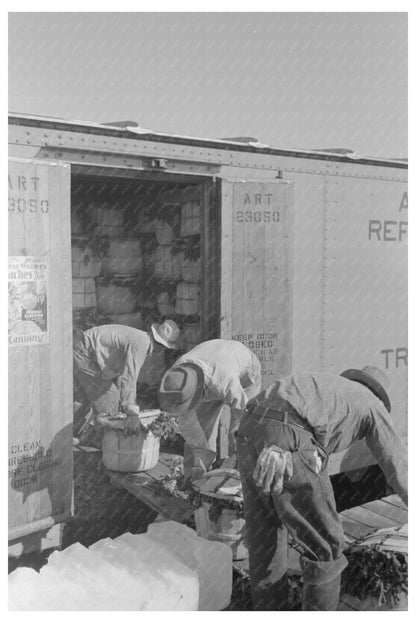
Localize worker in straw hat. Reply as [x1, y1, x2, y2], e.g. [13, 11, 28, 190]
[73, 320, 180, 439]
[235, 366, 408, 611]
[157, 339, 262, 480]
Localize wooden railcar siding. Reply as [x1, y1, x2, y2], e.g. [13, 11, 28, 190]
[8, 158, 73, 540]
[220, 179, 294, 385]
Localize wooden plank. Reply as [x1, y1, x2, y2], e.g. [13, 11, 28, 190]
[232, 558, 249, 577]
[341, 519, 374, 541]
[108, 471, 193, 524]
[382, 494, 407, 510]
[8, 522, 64, 558]
[361, 499, 408, 525]
[341, 506, 400, 530]
[105, 452, 193, 523]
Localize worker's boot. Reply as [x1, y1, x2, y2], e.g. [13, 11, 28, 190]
[300, 554, 347, 611]
[302, 575, 341, 611]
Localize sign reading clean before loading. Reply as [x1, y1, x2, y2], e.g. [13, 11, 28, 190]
[8, 441, 63, 490]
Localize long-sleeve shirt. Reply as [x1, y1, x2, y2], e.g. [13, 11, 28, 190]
[248, 373, 408, 505]
[174, 340, 261, 456]
[82, 325, 153, 405]
[176, 339, 261, 410]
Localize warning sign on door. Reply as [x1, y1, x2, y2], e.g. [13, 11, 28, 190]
[8, 256, 49, 346]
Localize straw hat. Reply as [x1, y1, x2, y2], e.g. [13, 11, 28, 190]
[340, 365, 391, 412]
[151, 319, 180, 349]
[158, 364, 204, 414]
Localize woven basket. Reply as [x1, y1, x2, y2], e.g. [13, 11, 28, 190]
[180, 201, 201, 236]
[97, 411, 161, 472]
[94, 207, 125, 237]
[154, 246, 183, 280]
[181, 258, 201, 283]
[96, 283, 137, 314]
[175, 282, 201, 315]
[156, 292, 175, 317]
[102, 238, 143, 276]
[71, 241, 103, 278]
[72, 278, 97, 309]
[154, 219, 174, 245]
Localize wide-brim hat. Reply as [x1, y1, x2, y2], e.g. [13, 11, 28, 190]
[340, 365, 391, 413]
[151, 319, 180, 350]
[158, 363, 204, 415]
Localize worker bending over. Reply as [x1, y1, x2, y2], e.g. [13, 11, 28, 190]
[73, 320, 180, 437]
[236, 365, 408, 611]
[158, 339, 262, 479]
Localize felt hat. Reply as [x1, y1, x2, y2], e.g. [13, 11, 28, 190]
[151, 319, 180, 350]
[340, 365, 391, 412]
[158, 363, 204, 414]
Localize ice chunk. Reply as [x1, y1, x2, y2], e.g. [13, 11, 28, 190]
[89, 536, 152, 609]
[38, 566, 87, 610]
[9, 530, 200, 611]
[114, 532, 199, 610]
[47, 542, 141, 610]
[9, 565, 75, 611]
[147, 520, 232, 610]
[8, 568, 43, 610]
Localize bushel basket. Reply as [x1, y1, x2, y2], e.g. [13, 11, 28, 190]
[97, 410, 161, 472]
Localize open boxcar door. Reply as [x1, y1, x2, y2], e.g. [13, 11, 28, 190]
[219, 178, 294, 388]
[8, 157, 73, 555]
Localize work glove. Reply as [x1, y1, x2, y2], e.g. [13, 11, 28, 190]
[188, 448, 216, 482]
[123, 405, 145, 436]
[253, 445, 293, 494]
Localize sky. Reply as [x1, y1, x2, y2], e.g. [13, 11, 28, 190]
[8, 12, 408, 159]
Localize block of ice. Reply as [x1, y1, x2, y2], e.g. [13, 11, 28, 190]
[113, 532, 199, 610]
[9, 565, 77, 611]
[9, 530, 201, 611]
[38, 566, 87, 610]
[8, 568, 43, 610]
[147, 520, 233, 610]
[89, 536, 152, 609]
[47, 542, 142, 610]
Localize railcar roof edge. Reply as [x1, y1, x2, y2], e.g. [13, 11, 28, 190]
[8, 112, 407, 169]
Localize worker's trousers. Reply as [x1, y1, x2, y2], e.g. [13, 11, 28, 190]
[236, 409, 347, 611]
[183, 362, 262, 477]
[73, 338, 120, 427]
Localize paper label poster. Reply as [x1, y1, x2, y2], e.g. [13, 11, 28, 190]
[8, 256, 49, 346]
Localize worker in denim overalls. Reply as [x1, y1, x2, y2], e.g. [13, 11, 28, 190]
[236, 366, 408, 611]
